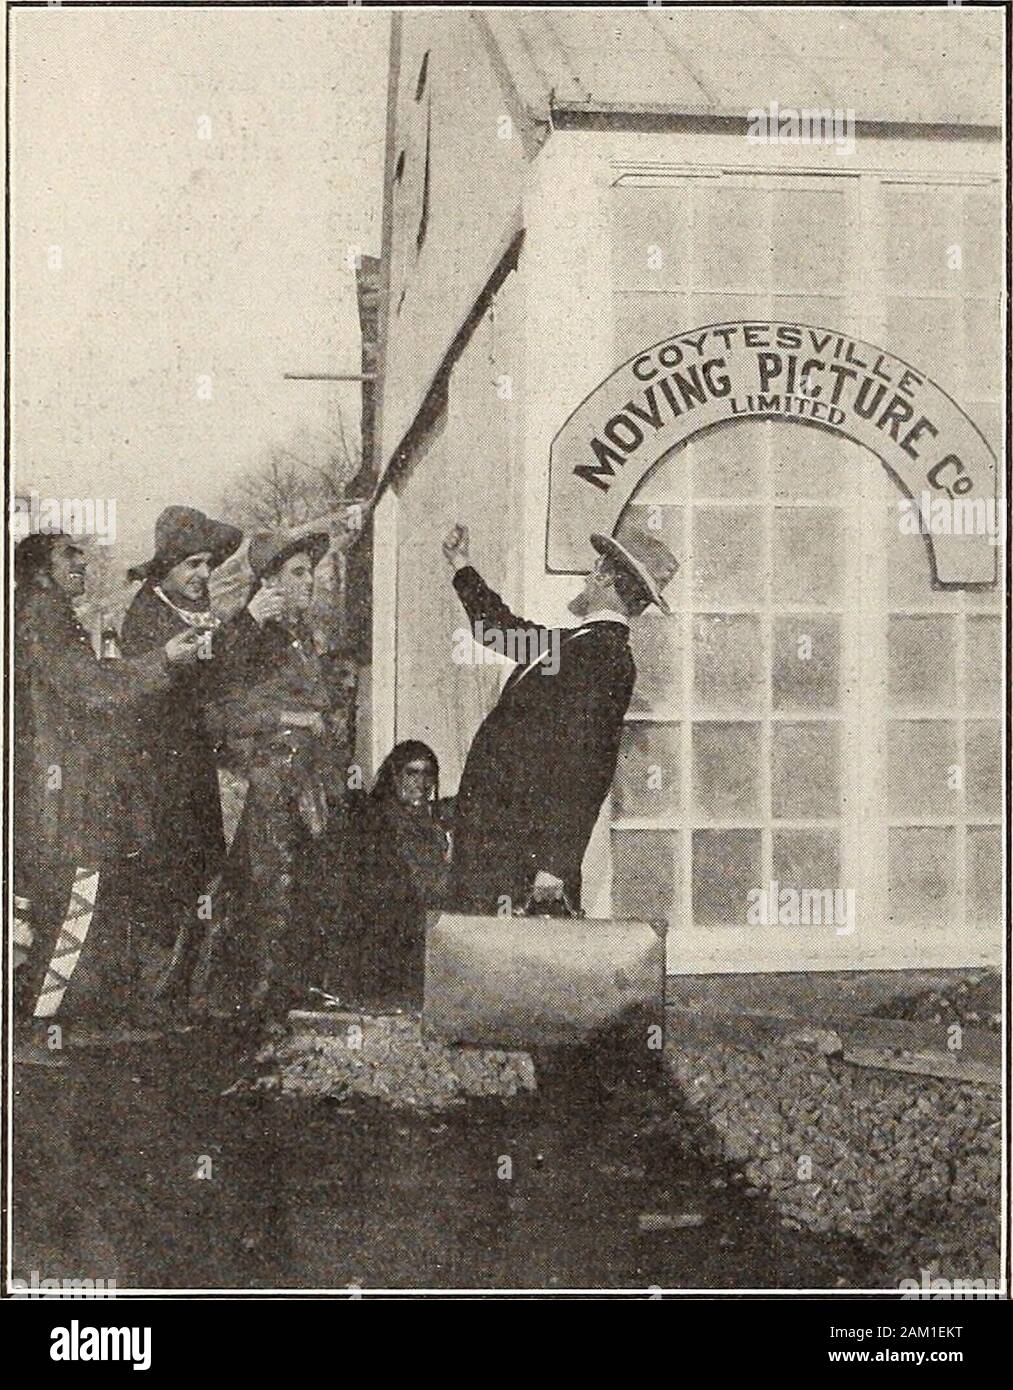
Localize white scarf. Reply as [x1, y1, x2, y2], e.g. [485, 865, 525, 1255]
[152, 585, 217, 631]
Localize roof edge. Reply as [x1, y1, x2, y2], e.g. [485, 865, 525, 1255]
[473, 13, 553, 161]
[550, 101, 1001, 140]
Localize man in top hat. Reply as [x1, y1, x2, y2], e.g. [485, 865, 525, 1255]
[443, 523, 678, 915]
[207, 528, 337, 1022]
[109, 506, 286, 1017]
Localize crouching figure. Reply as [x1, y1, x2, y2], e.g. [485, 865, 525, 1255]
[332, 741, 452, 1011]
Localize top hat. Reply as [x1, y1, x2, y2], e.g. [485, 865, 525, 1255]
[590, 528, 679, 615]
[247, 528, 331, 581]
[128, 506, 242, 583]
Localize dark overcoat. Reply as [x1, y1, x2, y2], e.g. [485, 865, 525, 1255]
[206, 615, 332, 744]
[118, 582, 256, 895]
[13, 584, 169, 872]
[450, 566, 635, 911]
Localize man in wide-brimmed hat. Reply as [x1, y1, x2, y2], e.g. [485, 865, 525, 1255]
[126, 504, 244, 589]
[206, 527, 339, 1023]
[443, 522, 678, 915]
[105, 506, 289, 1019]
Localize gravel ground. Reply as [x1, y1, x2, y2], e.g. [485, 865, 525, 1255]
[664, 1034, 1001, 1290]
[223, 1009, 1000, 1290]
[867, 970, 1001, 1034]
[234, 1014, 537, 1109]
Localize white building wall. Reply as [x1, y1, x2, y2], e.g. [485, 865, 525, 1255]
[375, 117, 1002, 974]
[379, 16, 530, 469]
[376, 272, 526, 790]
[514, 128, 1002, 973]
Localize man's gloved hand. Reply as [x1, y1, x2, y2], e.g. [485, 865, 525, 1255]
[442, 523, 470, 572]
[247, 586, 285, 626]
[163, 629, 204, 664]
[531, 869, 566, 904]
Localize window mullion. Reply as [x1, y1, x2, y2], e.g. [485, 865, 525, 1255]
[680, 178, 699, 957]
[955, 596, 969, 934]
[759, 187, 775, 901]
[848, 174, 890, 947]
[856, 462, 890, 945]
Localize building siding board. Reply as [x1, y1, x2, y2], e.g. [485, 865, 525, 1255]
[379, 15, 531, 471]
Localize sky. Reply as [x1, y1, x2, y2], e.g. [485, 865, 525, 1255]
[10, 3, 389, 565]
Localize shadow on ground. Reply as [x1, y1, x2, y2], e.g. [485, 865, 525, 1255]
[12, 1027, 873, 1292]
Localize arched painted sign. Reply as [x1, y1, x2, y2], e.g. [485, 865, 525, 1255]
[548, 322, 998, 585]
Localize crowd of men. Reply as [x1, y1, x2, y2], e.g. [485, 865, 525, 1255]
[13, 498, 677, 1064]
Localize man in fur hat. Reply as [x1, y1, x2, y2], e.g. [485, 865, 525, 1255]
[107, 506, 286, 1017]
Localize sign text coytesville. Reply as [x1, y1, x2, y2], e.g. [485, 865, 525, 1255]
[548, 322, 997, 586]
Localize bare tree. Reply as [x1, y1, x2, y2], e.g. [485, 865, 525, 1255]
[213, 418, 364, 650]
[220, 418, 360, 532]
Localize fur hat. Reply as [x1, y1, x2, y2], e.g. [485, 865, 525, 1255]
[128, 506, 242, 583]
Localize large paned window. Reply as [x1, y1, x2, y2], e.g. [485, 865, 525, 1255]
[607, 170, 1001, 969]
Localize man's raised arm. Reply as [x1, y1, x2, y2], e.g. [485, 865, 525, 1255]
[443, 523, 550, 658]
